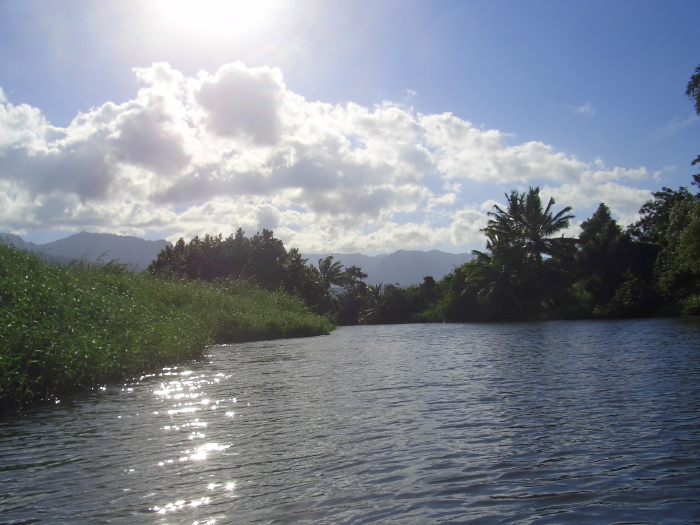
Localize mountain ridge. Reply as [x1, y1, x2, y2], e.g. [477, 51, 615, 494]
[1, 232, 473, 284]
[303, 249, 473, 286]
[0, 231, 171, 272]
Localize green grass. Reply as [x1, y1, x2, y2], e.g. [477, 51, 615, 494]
[0, 243, 334, 413]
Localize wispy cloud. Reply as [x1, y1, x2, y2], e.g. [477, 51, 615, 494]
[574, 102, 595, 115]
[643, 113, 699, 145]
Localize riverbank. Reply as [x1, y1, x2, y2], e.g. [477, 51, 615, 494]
[0, 243, 334, 413]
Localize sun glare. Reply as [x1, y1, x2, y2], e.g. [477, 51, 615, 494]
[154, 0, 279, 40]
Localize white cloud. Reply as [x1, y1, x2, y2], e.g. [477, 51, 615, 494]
[542, 176, 651, 227]
[195, 62, 284, 144]
[450, 206, 488, 246]
[0, 62, 656, 252]
[574, 102, 595, 115]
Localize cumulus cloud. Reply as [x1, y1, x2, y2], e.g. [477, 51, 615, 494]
[0, 62, 655, 252]
[195, 63, 284, 144]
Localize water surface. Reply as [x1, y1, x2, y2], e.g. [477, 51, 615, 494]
[2, 319, 700, 523]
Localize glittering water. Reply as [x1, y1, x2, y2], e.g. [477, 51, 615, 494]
[2, 319, 700, 524]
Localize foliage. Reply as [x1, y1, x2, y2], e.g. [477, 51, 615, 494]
[148, 228, 332, 315]
[628, 186, 695, 244]
[466, 187, 576, 320]
[653, 195, 700, 300]
[318, 255, 345, 288]
[686, 64, 700, 168]
[0, 243, 332, 413]
[576, 203, 658, 316]
[358, 277, 439, 325]
[595, 269, 657, 318]
[335, 265, 369, 325]
[147, 229, 375, 324]
[626, 182, 700, 310]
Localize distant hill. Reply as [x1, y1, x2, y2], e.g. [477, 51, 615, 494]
[304, 250, 473, 286]
[1, 232, 171, 272]
[1, 232, 473, 283]
[0, 233, 39, 252]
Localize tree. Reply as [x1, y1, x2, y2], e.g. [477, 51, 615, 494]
[577, 204, 628, 307]
[629, 186, 694, 244]
[480, 187, 575, 279]
[686, 64, 700, 167]
[242, 229, 286, 287]
[619, 65, 700, 313]
[359, 284, 384, 324]
[336, 265, 368, 325]
[655, 196, 700, 302]
[147, 229, 339, 314]
[470, 187, 576, 319]
[629, 185, 698, 302]
[342, 265, 368, 292]
[317, 256, 345, 288]
[281, 248, 331, 315]
[577, 203, 658, 317]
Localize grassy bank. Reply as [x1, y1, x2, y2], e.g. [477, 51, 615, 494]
[0, 243, 334, 413]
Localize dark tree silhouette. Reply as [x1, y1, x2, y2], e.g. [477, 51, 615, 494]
[686, 64, 700, 167]
[470, 187, 575, 319]
[317, 256, 345, 288]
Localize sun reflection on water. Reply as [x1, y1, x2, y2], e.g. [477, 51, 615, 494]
[150, 480, 237, 519]
[151, 495, 211, 514]
[147, 365, 239, 520]
[167, 406, 198, 415]
[187, 442, 231, 461]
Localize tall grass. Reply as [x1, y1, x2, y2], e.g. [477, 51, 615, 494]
[0, 243, 333, 413]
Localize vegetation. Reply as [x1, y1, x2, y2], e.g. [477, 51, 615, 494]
[147, 230, 371, 324]
[345, 174, 698, 324]
[147, 229, 333, 314]
[0, 243, 332, 413]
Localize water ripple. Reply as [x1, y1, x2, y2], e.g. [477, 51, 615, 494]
[1, 319, 700, 523]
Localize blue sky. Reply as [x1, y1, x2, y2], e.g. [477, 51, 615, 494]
[0, 0, 698, 254]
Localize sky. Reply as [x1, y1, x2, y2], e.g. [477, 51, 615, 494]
[0, 0, 698, 254]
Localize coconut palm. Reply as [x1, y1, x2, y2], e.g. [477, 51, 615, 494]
[359, 284, 383, 324]
[484, 187, 574, 269]
[318, 255, 345, 288]
[471, 187, 575, 318]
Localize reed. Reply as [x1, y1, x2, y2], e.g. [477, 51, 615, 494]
[0, 243, 333, 413]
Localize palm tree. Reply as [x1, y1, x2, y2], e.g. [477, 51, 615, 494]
[318, 256, 345, 288]
[484, 187, 574, 269]
[472, 187, 575, 318]
[359, 284, 383, 324]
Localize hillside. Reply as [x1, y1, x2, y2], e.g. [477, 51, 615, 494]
[1, 232, 171, 272]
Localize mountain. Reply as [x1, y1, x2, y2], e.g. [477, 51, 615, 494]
[0, 233, 39, 252]
[1, 231, 473, 283]
[1, 232, 171, 272]
[304, 250, 473, 286]
[0, 233, 73, 265]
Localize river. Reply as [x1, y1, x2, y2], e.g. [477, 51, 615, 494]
[1, 319, 700, 524]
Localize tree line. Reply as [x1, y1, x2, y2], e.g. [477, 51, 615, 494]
[146, 227, 368, 321]
[147, 65, 700, 324]
[146, 176, 699, 325]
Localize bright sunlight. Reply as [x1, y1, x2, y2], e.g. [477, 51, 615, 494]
[152, 0, 281, 40]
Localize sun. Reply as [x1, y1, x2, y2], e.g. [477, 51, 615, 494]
[153, 0, 280, 40]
